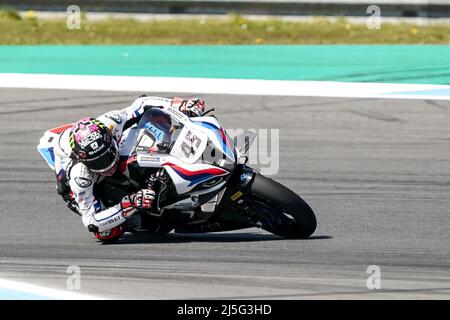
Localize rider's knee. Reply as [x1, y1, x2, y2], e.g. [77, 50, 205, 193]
[94, 225, 125, 243]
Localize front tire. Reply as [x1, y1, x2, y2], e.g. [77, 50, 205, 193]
[250, 174, 317, 239]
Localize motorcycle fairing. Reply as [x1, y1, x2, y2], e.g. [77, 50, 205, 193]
[190, 117, 236, 163]
[37, 123, 73, 171]
[161, 180, 227, 211]
[169, 125, 208, 164]
[162, 158, 230, 195]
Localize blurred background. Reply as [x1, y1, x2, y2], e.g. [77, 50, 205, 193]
[0, 0, 449, 301]
[2, 0, 450, 17]
[0, 0, 449, 44]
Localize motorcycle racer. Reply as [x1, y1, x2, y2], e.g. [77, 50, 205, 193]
[45, 96, 206, 242]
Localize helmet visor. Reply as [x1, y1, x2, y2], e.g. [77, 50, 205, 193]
[84, 141, 119, 173]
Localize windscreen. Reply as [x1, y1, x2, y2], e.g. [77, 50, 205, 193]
[137, 108, 183, 153]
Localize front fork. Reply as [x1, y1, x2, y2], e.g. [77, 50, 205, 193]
[215, 165, 261, 227]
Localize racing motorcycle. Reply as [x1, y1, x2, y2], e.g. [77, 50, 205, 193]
[39, 105, 317, 240]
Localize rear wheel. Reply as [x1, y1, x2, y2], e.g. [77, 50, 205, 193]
[250, 174, 317, 239]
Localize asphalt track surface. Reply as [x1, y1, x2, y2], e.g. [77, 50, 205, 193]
[0, 88, 449, 299]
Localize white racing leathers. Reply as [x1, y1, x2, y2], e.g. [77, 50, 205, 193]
[53, 96, 174, 232]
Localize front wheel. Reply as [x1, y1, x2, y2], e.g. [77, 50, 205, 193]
[250, 174, 317, 239]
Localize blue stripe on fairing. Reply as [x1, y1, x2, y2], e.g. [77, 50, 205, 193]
[0, 288, 56, 300]
[197, 122, 234, 160]
[186, 175, 217, 187]
[387, 88, 450, 96]
[38, 147, 55, 167]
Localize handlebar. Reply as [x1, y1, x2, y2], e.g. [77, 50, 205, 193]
[202, 108, 215, 116]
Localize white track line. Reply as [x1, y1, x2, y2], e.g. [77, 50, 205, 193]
[0, 278, 104, 300]
[1, 73, 450, 100]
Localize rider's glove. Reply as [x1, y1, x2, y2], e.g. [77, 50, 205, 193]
[173, 97, 206, 117]
[120, 195, 137, 218]
[130, 188, 156, 210]
[120, 189, 155, 217]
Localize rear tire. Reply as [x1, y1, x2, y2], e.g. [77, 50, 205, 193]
[250, 174, 317, 239]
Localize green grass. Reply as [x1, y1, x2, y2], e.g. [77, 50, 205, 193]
[1, 10, 449, 44]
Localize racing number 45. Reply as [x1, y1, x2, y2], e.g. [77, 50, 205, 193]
[181, 131, 202, 158]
